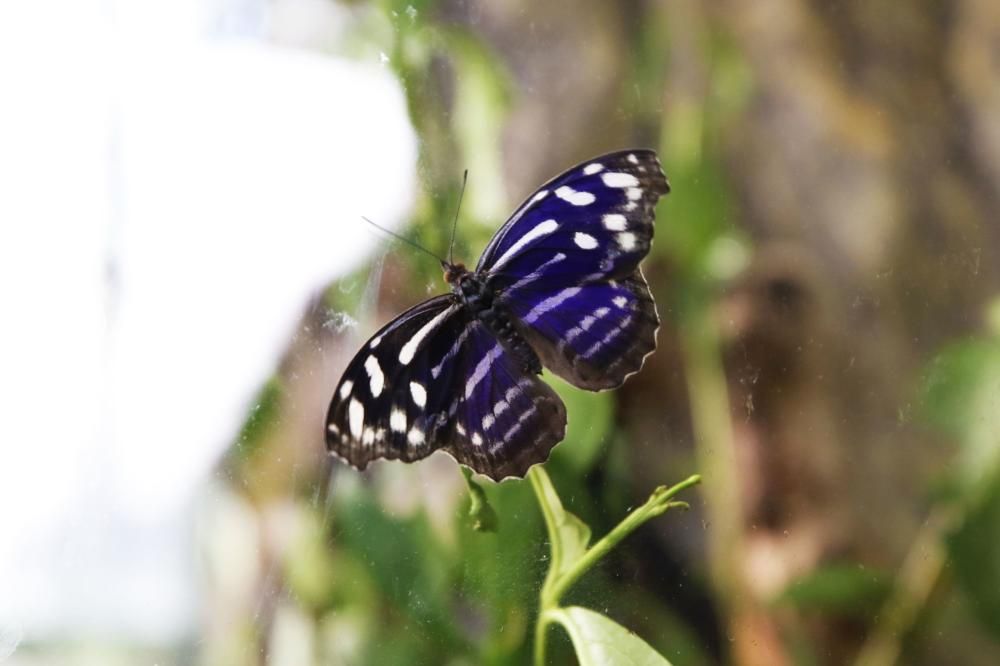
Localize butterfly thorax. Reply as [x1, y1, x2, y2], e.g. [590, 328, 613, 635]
[445, 262, 542, 376]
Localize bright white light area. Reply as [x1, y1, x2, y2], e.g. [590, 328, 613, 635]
[0, 0, 416, 647]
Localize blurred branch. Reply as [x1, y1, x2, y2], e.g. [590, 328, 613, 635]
[853, 506, 955, 666]
[679, 307, 744, 615]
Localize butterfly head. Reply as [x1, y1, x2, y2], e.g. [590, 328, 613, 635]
[442, 261, 469, 286]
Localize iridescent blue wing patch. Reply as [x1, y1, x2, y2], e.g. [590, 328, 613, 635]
[478, 150, 669, 287]
[484, 150, 668, 389]
[503, 271, 659, 390]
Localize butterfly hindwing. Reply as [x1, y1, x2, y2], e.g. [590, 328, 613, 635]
[503, 270, 659, 390]
[440, 322, 566, 479]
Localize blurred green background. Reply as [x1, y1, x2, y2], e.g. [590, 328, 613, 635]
[211, 1, 1000, 665]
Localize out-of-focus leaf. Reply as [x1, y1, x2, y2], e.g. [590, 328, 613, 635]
[606, 583, 712, 666]
[550, 606, 675, 666]
[233, 376, 283, 460]
[551, 375, 615, 473]
[331, 491, 466, 654]
[532, 468, 592, 581]
[446, 28, 512, 225]
[921, 339, 1000, 489]
[284, 507, 340, 614]
[947, 476, 1000, 640]
[776, 564, 891, 619]
[455, 477, 544, 663]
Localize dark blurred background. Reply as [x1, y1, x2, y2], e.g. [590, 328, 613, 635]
[4, 0, 1000, 665]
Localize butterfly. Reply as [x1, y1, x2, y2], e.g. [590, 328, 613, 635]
[326, 150, 670, 480]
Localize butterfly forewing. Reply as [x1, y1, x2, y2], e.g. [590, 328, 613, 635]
[326, 295, 463, 469]
[478, 150, 669, 286]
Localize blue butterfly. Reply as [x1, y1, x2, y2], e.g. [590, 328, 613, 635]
[326, 150, 670, 479]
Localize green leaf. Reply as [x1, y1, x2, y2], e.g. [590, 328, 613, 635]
[445, 29, 512, 225]
[233, 375, 283, 460]
[550, 606, 675, 666]
[455, 476, 545, 663]
[330, 491, 463, 653]
[921, 339, 1000, 490]
[529, 467, 592, 580]
[551, 375, 615, 473]
[777, 563, 891, 619]
[947, 475, 1000, 640]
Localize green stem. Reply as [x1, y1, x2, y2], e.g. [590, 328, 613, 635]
[544, 476, 700, 605]
[533, 608, 550, 666]
[528, 466, 701, 665]
[528, 467, 556, 666]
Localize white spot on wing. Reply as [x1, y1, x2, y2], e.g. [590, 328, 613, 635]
[364, 355, 384, 397]
[617, 232, 638, 251]
[627, 187, 642, 201]
[583, 162, 604, 175]
[627, 153, 639, 164]
[603, 214, 627, 231]
[483, 414, 495, 431]
[555, 185, 596, 206]
[602, 172, 639, 188]
[362, 427, 375, 445]
[399, 306, 455, 365]
[530, 189, 548, 204]
[407, 427, 425, 446]
[369, 335, 382, 349]
[472, 432, 483, 447]
[409, 381, 427, 407]
[613, 296, 628, 308]
[328, 423, 339, 434]
[573, 232, 598, 250]
[491, 219, 559, 271]
[456, 422, 467, 436]
[348, 398, 364, 439]
[339, 380, 353, 400]
[390, 408, 407, 433]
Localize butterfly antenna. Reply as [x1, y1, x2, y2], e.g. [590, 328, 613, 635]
[448, 169, 468, 266]
[361, 216, 446, 266]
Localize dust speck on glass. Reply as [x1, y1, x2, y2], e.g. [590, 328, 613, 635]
[326, 150, 670, 480]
